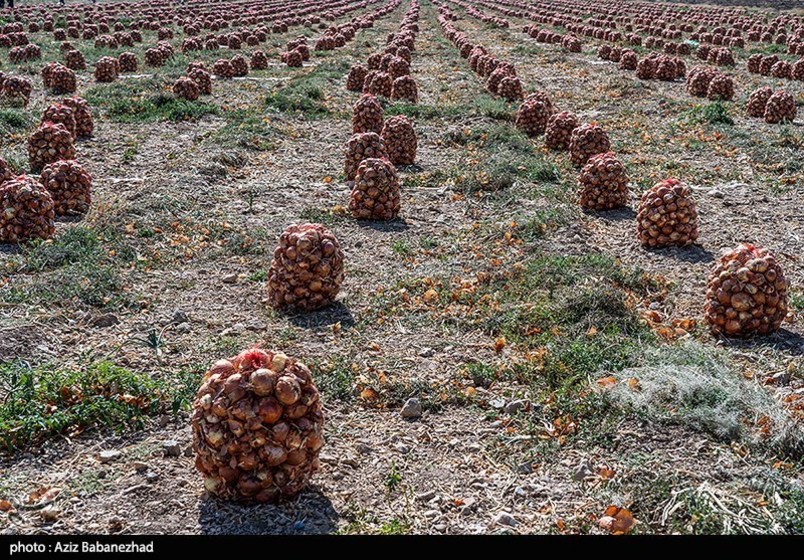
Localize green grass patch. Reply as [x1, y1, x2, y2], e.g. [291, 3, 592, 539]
[515, 208, 571, 242]
[417, 125, 560, 193]
[86, 80, 220, 123]
[391, 239, 413, 256]
[0, 360, 200, 451]
[1, 265, 134, 309]
[264, 60, 349, 117]
[377, 518, 410, 535]
[681, 101, 734, 126]
[387, 251, 655, 393]
[790, 291, 803, 312]
[0, 108, 32, 135]
[17, 226, 104, 272]
[461, 94, 514, 120]
[299, 206, 348, 225]
[2, 226, 139, 309]
[315, 356, 356, 401]
[214, 110, 279, 151]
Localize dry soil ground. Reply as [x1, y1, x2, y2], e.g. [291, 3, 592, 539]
[0, 0, 803, 534]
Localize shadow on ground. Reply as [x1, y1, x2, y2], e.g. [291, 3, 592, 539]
[356, 218, 411, 232]
[722, 327, 804, 357]
[592, 207, 637, 222]
[286, 301, 356, 330]
[645, 244, 715, 264]
[198, 488, 339, 535]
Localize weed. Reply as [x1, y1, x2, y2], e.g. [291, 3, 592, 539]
[215, 110, 278, 151]
[681, 102, 734, 126]
[464, 361, 498, 388]
[0, 108, 32, 135]
[126, 328, 168, 361]
[605, 341, 804, 458]
[121, 145, 139, 163]
[790, 291, 803, 312]
[17, 227, 104, 272]
[315, 356, 355, 401]
[299, 206, 346, 225]
[264, 61, 349, 118]
[0, 360, 200, 451]
[2, 226, 139, 309]
[385, 462, 402, 492]
[86, 81, 219, 122]
[378, 518, 410, 535]
[391, 240, 413, 256]
[419, 237, 439, 250]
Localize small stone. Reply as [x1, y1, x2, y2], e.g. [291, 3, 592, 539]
[517, 462, 533, 474]
[108, 517, 124, 532]
[222, 273, 238, 284]
[98, 450, 121, 464]
[145, 472, 160, 483]
[92, 314, 119, 328]
[332, 471, 345, 481]
[493, 511, 517, 527]
[489, 398, 506, 409]
[355, 442, 373, 454]
[183, 445, 194, 458]
[175, 322, 191, 334]
[171, 309, 189, 323]
[504, 399, 529, 415]
[132, 462, 148, 473]
[424, 509, 441, 519]
[417, 490, 436, 502]
[319, 453, 338, 465]
[434, 523, 447, 532]
[708, 189, 724, 199]
[418, 347, 434, 357]
[573, 460, 593, 481]
[162, 440, 181, 457]
[393, 443, 410, 454]
[401, 398, 422, 419]
[771, 371, 791, 385]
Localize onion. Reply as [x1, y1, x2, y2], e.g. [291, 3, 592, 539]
[275, 376, 301, 405]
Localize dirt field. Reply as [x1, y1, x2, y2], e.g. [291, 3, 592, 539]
[0, 0, 802, 534]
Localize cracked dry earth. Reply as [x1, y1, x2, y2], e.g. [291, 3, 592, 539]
[1, 0, 803, 535]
